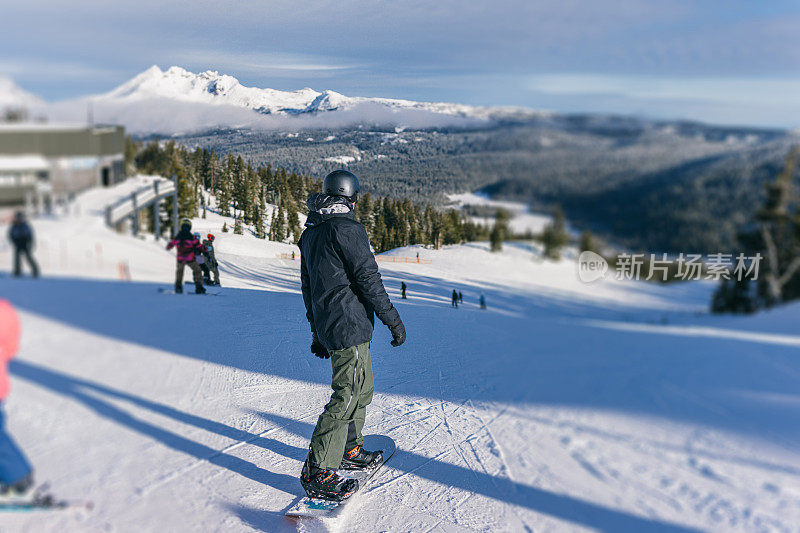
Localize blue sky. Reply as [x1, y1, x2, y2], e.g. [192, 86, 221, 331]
[2, 0, 799, 127]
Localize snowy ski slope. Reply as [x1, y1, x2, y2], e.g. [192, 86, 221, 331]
[0, 190, 799, 532]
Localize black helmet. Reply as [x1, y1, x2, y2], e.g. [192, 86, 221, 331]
[323, 170, 359, 200]
[181, 218, 192, 230]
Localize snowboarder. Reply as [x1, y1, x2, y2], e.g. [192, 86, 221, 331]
[480, 293, 486, 309]
[298, 170, 406, 501]
[193, 232, 209, 282]
[166, 219, 206, 294]
[452, 289, 459, 308]
[0, 300, 34, 498]
[7, 212, 39, 278]
[401, 282, 407, 299]
[202, 234, 220, 286]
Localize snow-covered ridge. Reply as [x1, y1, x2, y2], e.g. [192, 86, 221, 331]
[33, 65, 544, 133]
[96, 65, 536, 120]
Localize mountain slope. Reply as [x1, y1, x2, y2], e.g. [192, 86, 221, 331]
[0, 181, 799, 531]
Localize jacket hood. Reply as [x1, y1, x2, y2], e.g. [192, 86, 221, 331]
[305, 193, 355, 228]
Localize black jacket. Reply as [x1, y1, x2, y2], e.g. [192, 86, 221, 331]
[299, 194, 401, 350]
[8, 222, 33, 248]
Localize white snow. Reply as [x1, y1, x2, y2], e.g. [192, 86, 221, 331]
[449, 192, 555, 235]
[0, 180, 798, 531]
[323, 156, 358, 165]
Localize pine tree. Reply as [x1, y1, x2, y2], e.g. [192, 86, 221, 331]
[255, 187, 267, 239]
[273, 204, 286, 242]
[490, 209, 509, 252]
[756, 146, 800, 304]
[222, 221, 229, 233]
[542, 206, 569, 260]
[579, 230, 597, 254]
[286, 203, 301, 244]
[714, 146, 800, 312]
[234, 213, 243, 235]
[217, 169, 231, 217]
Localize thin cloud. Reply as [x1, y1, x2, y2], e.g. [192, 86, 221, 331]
[174, 50, 361, 74]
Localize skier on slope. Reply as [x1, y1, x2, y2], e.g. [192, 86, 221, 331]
[166, 220, 206, 294]
[0, 300, 35, 498]
[202, 234, 220, 286]
[298, 170, 406, 501]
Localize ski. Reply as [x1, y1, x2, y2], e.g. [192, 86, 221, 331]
[285, 435, 396, 518]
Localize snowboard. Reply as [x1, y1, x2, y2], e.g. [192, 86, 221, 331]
[285, 435, 396, 518]
[158, 288, 221, 296]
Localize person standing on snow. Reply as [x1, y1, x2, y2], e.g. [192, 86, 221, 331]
[202, 234, 220, 286]
[0, 300, 35, 498]
[401, 281, 407, 299]
[451, 289, 459, 308]
[7, 212, 39, 278]
[166, 220, 206, 294]
[193, 232, 211, 284]
[298, 170, 406, 501]
[458, 291, 463, 305]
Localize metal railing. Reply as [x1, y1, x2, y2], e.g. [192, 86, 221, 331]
[105, 175, 178, 239]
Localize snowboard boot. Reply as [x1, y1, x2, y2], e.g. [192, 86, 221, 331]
[300, 453, 358, 501]
[340, 445, 383, 471]
[195, 283, 206, 295]
[174, 283, 183, 294]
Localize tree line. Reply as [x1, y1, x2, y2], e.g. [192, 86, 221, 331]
[128, 139, 504, 253]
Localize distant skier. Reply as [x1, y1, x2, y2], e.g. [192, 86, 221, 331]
[451, 289, 459, 308]
[7, 212, 39, 278]
[458, 291, 463, 304]
[166, 219, 206, 294]
[0, 300, 34, 498]
[202, 234, 220, 286]
[480, 293, 487, 309]
[298, 170, 406, 501]
[401, 282, 407, 299]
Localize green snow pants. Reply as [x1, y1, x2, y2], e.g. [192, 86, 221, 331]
[310, 342, 374, 469]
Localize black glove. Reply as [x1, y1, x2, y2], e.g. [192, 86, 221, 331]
[389, 319, 406, 347]
[311, 333, 330, 359]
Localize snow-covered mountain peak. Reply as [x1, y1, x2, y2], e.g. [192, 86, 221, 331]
[100, 65, 324, 113]
[41, 65, 543, 133]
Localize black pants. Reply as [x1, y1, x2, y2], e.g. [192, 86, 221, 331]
[13, 246, 39, 277]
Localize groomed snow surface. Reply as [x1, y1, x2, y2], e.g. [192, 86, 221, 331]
[1, 184, 799, 532]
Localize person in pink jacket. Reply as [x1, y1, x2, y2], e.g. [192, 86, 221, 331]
[0, 300, 34, 496]
[166, 219, 206, 294]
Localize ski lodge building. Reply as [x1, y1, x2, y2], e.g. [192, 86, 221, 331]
[0, 123, 126, 209]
